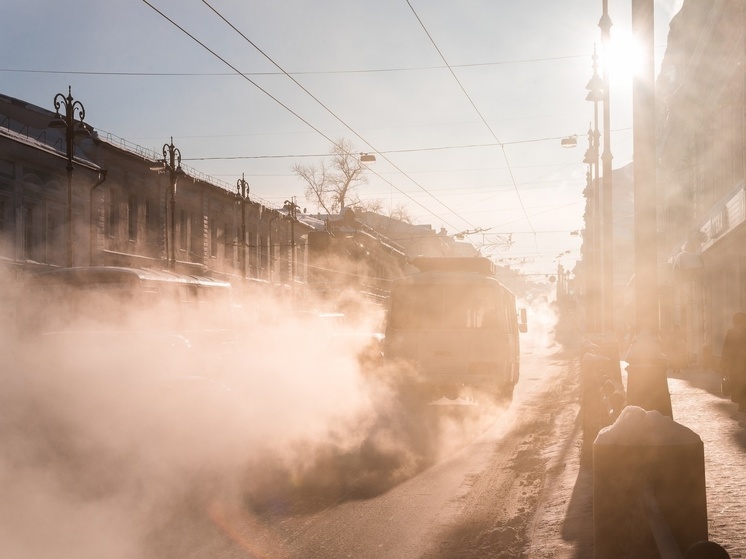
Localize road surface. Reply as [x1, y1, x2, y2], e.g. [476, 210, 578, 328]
[205, 342, 586, 559]
[1, 333, 589, 559]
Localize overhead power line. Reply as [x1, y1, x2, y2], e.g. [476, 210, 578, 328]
[140, 0, 477, 233]
[198, 0, 478, 232]
[179, 133, 604, 162]
[404, 0, 540, 255]
[0, 53, 587, 77]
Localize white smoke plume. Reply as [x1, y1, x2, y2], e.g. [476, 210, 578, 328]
[0, 282, 504, 558]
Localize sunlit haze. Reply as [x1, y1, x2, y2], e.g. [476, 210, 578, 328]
[1, 271, 560, 557]
[0, 0, 681, 278]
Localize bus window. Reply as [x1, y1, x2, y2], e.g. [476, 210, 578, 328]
[389, 285, 442, 329]
[383, 256, 521, 401]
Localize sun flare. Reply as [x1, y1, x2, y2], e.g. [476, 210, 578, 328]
[602, 31, 645, 84]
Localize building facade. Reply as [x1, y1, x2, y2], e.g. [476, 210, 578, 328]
[657, 0, 746, 366]
[0, 92, 308, 324]
[1, 91, 472, 331]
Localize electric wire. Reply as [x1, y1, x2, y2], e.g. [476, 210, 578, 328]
[180, 132, 595, 161]
[199, 0, 475, 233]
[132, 2, 578, 269]
[140, 0, 468, 233]
[0, 53, 587, 77]
[404, 0, 540, 255]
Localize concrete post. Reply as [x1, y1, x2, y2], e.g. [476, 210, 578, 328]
[593, 406, 708, 558]
[581, 349, 613, 449]
[626, 331, 673, 418]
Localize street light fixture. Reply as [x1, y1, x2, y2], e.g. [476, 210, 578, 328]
[154, 138, 185, 270]
[267, 210, 281, 285]
[236, 173, 250, 280]
[586, 44, 604, 342]
[283, 197, 301, 287]
[50, 86, 90, 267]
[360, 153, 376, 163]
[599, 2, 616, 350]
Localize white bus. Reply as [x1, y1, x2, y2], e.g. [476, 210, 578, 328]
[383, 257, 526, 401]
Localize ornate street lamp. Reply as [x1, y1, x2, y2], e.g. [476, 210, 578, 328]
[586, 46, 603, 337]
[599, 0, 616, 347]
[283, 197, 300, 286]
[155, 138, 184, 270]
[236, 173, 250, 280]
[50, 86, 90, 267]
[267, 211, 281, 285]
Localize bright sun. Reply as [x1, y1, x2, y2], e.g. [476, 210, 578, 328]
[603, 31, 645, 85]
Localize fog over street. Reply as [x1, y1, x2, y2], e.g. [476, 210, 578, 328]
[210, 346, 582, 559]
[1, 300, 584, 559]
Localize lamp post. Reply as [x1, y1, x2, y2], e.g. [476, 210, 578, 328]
[586, 46, 603, 338]
[160, 138, 184, 270]
[268, 211, 281, 285]
[624, 0, 672, 417]
[50, 86, 89, 267]
[599, 0, 618, 357]
[632, 0, 658, 336]
[236, 173, 250, 280]
[283, 197, 300, 286]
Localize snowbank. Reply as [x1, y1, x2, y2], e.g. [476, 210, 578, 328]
[595, 405, 701, 446]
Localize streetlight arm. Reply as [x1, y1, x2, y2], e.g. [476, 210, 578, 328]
[162, 140, 182, 171]
[53, 88, 86, 124]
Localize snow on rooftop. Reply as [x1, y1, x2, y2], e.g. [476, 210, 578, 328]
[596, 405, 702, 446]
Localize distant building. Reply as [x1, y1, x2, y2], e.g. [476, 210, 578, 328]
[0, 92, 306, 309]
[656, 0, 745, 367]
[0, 90, 509, 325]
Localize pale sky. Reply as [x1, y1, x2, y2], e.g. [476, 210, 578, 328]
[1, 0, 682, 279]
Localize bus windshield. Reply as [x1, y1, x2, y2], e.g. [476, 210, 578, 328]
[389, 284, 506, 331]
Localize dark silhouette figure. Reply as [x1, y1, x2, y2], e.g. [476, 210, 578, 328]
[721, 312, 746, 411]
[664, 324, 687, 374]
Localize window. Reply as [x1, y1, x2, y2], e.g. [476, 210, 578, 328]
[108, 190, 118, 238]
[210, 218, 218, 258]
[128, 195, 138, 241]
[190, 212, 202, 258]
[179, 210, 187, 249]
[0, 159, 14, 179]
[145, 200, 156, 246]
[46, 211, 62, 264]
[22, 206, 33, 260]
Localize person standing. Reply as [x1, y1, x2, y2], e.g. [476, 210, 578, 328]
[721, 312, 746, 411]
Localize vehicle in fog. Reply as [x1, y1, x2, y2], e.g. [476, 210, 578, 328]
[383, 257, 526, 401]
[15, 266, 236, 372]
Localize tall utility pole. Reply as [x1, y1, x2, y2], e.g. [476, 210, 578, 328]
[586, 46, 603, 337]
[284, 197, 300, 286]
[236, 173, 250, 280]
[625, 0, 672, 418]
[599, 0, 616, 342]
[632, 0, 658, 334]
[160, 138, 184, 270]
[50, 86, 89, 267]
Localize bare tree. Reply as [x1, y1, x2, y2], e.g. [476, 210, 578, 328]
[293, 139, 369, 215]
[388, 203, 414, 224]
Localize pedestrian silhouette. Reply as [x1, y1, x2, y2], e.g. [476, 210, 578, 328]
[720, 312, 746, 412]
[664, 324, 687, 374]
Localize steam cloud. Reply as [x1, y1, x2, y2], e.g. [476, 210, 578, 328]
[0, 284, 513, 558]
